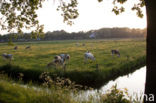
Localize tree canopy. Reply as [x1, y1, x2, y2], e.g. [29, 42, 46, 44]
[0, 0, 145, 36]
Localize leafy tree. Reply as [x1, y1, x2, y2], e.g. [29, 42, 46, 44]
[0, 0, 78, 34]
[0, 0, 155, 102]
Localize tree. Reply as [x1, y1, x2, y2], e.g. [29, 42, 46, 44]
[111, 1, 156, 102]
[144, 1, 156, 102]
[0, 0, 155, 102]
[0, 0, 78, 35]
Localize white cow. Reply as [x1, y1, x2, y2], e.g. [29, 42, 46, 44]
[47, 55, 65, 68]
[59, 54, 70, 61]
[2, 53, 13, 63]
[84, 51, 95, 63]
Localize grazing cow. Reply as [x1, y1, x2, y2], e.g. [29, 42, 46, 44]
[2, 53, 13, 63]
[25, 46, 31, 50]
[14, 46, 18, 50]
[111, 49, 120, 57]
[54, 55, 68, 65]
[47, 55, 65, 68]
[82, 43, 85, 46]
[59, 54, 70, 62]
[84, 51, 95, 63]
[53, 58, 64, 65]
[47, 54, 70, 68]
[75, 43, 79, 47]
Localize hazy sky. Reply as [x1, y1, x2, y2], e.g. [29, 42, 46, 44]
[0, 0, 146, 35]
[37, 0, 146, 33]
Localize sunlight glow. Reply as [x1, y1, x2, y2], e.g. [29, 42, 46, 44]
[36, 0, 146, 33]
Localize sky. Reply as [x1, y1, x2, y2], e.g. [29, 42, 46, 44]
[37, 0, 147, 33]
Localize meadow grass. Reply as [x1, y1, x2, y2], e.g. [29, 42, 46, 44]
[0, 39, 146, 87]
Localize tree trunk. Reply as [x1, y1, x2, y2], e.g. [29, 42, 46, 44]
[145, 0, 156, 102]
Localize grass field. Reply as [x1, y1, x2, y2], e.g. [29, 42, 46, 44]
[0, 39, 146, 87]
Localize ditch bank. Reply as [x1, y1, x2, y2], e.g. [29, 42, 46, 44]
[0, 56, 146, 89]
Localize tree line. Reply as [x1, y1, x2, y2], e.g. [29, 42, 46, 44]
[0, 27, 146, 42]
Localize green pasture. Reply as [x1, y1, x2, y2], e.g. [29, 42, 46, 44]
[0, 39, 146, 87]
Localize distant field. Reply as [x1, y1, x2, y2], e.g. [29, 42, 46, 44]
[0, 39, 146, 87]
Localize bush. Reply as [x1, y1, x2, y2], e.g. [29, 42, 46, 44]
[99, 85, 130, 103]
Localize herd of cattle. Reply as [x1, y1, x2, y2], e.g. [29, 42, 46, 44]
[1, 46, 32, 63]
[1, 44, 120, 68]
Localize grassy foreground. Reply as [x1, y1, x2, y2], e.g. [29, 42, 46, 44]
[0, 74, 142, 103]
[0, 74, 76, 103]
[0, 39, 146, 87]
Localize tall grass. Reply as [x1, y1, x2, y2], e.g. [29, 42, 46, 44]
[0, 80, 77, 103]
[0, 77, 142, 103]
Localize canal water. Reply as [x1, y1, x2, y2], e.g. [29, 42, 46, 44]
[76, 66, 146, 101]
[16, 66, 146, 102]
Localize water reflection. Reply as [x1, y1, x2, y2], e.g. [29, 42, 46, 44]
[76, 66, 146, 101]
[100, 66, 146, 95]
